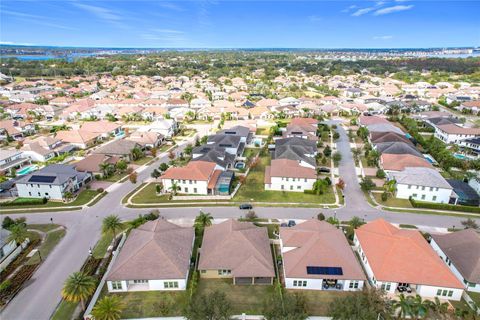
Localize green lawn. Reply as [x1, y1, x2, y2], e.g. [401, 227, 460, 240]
[291, 289, 353, 316]
[255, 127, 270, 135]
[111, 290, 188, 318]
[133, 156, 153, 166]
[197, 279, 274, 315]
[28, 223, 59, 232]
[87, 191, 108, 207]
[372, 193, 413, 208]
[1, 190, 100, 210]
[51, 301, 78, 320]
[234, 152, 335, 204]
[103, 172, 128, 182]
[27, 229, 66, 264]
[468, 291, 480, 307]
[129, 183, 221, 204]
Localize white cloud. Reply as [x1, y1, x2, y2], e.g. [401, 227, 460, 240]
[351, 7, 375, 17]
[2, 9, 77, 30]
[72, 3, 126, 28]
[373, 35, 393, 40]
[308, 15, 322, 22]
[156, 2, 183, 11]
[373, 5, 414, 15]
[0, 41, 35, 46]
[341, 5, 357, 13]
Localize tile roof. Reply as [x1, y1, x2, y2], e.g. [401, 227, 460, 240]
[390, 167, 452, 189]
[431, 229, 480, 283]
[381, 154, 432, 171]
[356, 219, 463, 289]
[107, 219, 194, 281]
[267, 159, 316, 179]
[375, 141, 423, 157]
[198, 219, 275, 278]
[161, 161, 216, 181]
[281, 220, 366, 280]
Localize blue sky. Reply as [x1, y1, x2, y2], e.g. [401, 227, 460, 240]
[1, 1, 479, 48]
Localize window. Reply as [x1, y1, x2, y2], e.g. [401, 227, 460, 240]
[164, 281, 179, 289]
[189, 180, 192, 184]
[304, 178, 307, 182]
[290, 185, 293, 190]
[349, 281, 359, 289]
[297, 185, 301, 189]
[193, 188, 197, 193]
[281, 185, 284, 190]
[436, 289, 442, 296]
[111, 281, 123, 290]
[184, 187, 188, 193]
[421, 195, 426, 200]
[448, 291, 453, 297]
[408, 185, 412, 189]
[432, 196, 437, 201]
[293, 280, 307, 287]
[200, 270, 206, 274]
[412, 193, 418, 198]
[430, 187, 434, 191]
[133, 279, 148, 284]
[218, 269, 231, 275]
[422, 186, 425, 191]
[380, 283, 391, 291]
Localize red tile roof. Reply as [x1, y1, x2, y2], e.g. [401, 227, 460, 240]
[161, 161, 216, 181]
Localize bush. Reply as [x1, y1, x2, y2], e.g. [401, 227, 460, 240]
[333, 132, 340, 140]
[2, 216, 15, 229]
[0, 198, 46, 207]
[85, 185, 91, 190]
[324, 176, 332, 185]
[303, 189, 316, 194]
[0, 280, 11, 292]
[409, 197, 480, 213]
[156, 184, 161, 193]
[97, 188, 104, 193]
[94, 174, 101, 180]
[245, 210, 257, 221]
[376, 169, 386, 179]
[381, 192, 388, 202]
[333, 152, 342, 163]
[317, 213, 325, 221]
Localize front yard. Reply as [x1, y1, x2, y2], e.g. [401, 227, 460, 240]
[197, 279, 274, 315]
[372, 192, 413, 208]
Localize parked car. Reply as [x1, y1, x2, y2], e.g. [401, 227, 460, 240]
[239, 203, 253, 210]
[280, 223, 288, 227]
[318, 167, 330, 173]
[288, 220, 296, 227]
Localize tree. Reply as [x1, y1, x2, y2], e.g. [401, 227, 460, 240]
[64, 191, 73, 201]
[102, 215, 123, 240]
[115, 160, 128, 173]
[336, 178, 345, 190]
[168, 150, 175, 162]
[184, 290, 233, 320]
[348, 216, 364, 229]
[184, 144, 193, 155]
[323, 145, 332, 157]
[263, 291, 308, 320]
[169, 181, 180, 195]
[333, 152, 342, 164]
[317, 212, 325, 221]
[151, 169, 161, 179]
[150, 147, 157, 157]
[376, 169, 386, 179]
[360, 177, 376, 192]
[328, 287, 393, 320]
[194, 211, 213, 229]
[394, 294, 412, 319]
[159, 163, 169, 172]
[461, 218, 479, 230]
[7, 223, 28, 246]
[326, 216, 339, 226]
[100, 163, 114, 178]
[92, 296, 125, 320]
[61, 272, 96, 311]
[129, 172, 137, 184]
[131, 147, 144, 161]
[2, 216, 15, 230]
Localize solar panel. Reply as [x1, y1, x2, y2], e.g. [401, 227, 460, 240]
[306, 266, 343, 276]
[28, 175, 56, 183]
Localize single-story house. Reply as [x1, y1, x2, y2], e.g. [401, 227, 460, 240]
[92, 140, 142, 162]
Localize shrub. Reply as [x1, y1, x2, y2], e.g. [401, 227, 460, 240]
[245, 210, 257, 221]
[333, 152, 342, 163]
[126, 167, 134, 174]
[0, 280, 11, 292]
[317, 213, 325, 221]
[376, 169, 386, 179]
[409, 197, 480, 213]
[360, 177, 376, 192]
[2, 216, 15, 229]
[381, 192, 388, 202]
[156, 184, 161, 193]
[0, 198, 46, 207]
[129, 172, 137, 184]
[333, 132, 340, 140]
[94, 174, 101, 180]
[97, 188, 104, 193]
[324, 176, 332, 185]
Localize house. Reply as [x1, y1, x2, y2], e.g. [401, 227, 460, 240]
[265, 159, 317, 192]
[1, 228, 21, 272]
[0, 150, 31, 174]
[191, 146, 236, 170]
[21, 136, 63, 162]
[380, 154, 432, 173]
[283, 122, 318, 141]
[366, 123, 404, 135]
[354, 219, 464, 300]
[190, 98, 211, 110]
[273, 137, 317, 169]
[0, 120, 36, 141]
[388, 167, 453, 203]
[426, 117, 480, 144]
[138, 119, 177, 138]
[456, 100, 480, 114]
[54, 130, 100, 149]
[106, 219, 194, 292]
[15, 164, 91, 200]
[92, 140, 142, 162]
[369, 131, 413, 146]
[280, 219, 366, 291]
[446, 179, 480, 206]
[80, 121, 122, 139]
[459, 137, 480, 158]
[198, 219, 275, 285]
[217, 126, 252, 144]
[160, 161, 221, 195]
[127, 131, 164, 149]
[430, 229, 480, 293]
[374, 141, 423, 158]
[72, 154, 120, 177]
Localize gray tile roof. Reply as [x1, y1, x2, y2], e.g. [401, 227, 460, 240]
[375, 141, 422, 157]
[390, 167, 452, 189]
[93, 139, 141, 156]
[16, 164, 87, 186]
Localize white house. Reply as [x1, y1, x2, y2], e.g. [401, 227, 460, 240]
[434, 124, 480, 144]
[106, 219, 194, 292]
[430, 229, 480, 293]
[160, 161, 221, 195]
[0, 228, 20, 272]
[264, 159, 317, 192]
[15, 164, 91, 200]
[280, 219, 366, 291]
[0, 150, 30, 174]
[388, 167, 453, 204]
[354, 219, 464, 301]
[138, 119, 178, 138]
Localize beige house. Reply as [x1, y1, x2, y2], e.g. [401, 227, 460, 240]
[198, 219, 275, 285]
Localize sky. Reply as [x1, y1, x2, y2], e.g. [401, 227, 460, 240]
[1, 0, 479, 48]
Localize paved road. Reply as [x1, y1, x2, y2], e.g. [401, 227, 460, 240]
[1, 122, 478, 320]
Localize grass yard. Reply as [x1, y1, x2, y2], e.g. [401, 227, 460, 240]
[111, 290, 188, 318]
[234, 152, 335, 204]
[133, 156, 153, 166]
[197, 279, 274, 315]
[291, 289, 353, 316]
[28, 223, 59, 232]
[255, 127, 270, 135]
[51, 301, 78, 320]
[26, 228, 66, 265]
[103, 172, 128, 182]
[129, 183, 221, 204]
[468, 291, 480, 307]
[1, 190, 100, 210]
[372, 193, 413, 208]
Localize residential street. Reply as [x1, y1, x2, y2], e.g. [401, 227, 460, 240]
[1, 124, 478, 320]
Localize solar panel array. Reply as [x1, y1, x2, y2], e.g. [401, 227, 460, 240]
[306, 266, 343, 276]
[28, 175, 56, 183]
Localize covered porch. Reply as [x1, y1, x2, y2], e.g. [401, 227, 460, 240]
[233, 277, 273, 285]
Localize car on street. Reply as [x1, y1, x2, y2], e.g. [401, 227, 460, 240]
[239, 203, 253, 210]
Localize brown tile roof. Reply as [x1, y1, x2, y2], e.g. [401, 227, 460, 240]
[55, 130, 99, 144]
[267, 159, 316, 179]
[381, 154, 432, 171]
[370, 131, 413, 145]
[161, 161, 216, 181]
[207, 170, 222, 189]
[437, 124, 480, 135]
[356, 219, 463, 289]
[280, 220, 366, 280]
[431, 229, 480, 283]
[198, 219, 275, 278]
[107, 219, 194, 281]
[80, 121, 121, 134]
[73, 154, 119, 173]
[359, 115, 390, 126]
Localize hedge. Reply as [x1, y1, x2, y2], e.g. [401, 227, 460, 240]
[409, 197, 480, 213]
[0, 197, 47, 207]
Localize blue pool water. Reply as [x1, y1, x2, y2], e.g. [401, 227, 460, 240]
[454, 153, 467, 160]
[17, 165, 38, 175]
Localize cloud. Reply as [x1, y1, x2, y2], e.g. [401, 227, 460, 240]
[0, 41, 36, 46]
[373, 5, 414, 15]
[341, 5, 357, 13]
[308, 15, 322, 22]
[373, 35, 393, 40]
[156, 1, 183, 11]
[2, 9, 77, 30]
[72, 3, 126, 28]
[351, 7, 375, 17]
[140, 28, 188, 46]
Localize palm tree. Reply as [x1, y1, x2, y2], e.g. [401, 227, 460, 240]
[61, 272, 96, 311]
[383, 179, 397, 197]
[409, 294, 429, 318]
[394, 294, 412, 319]
[7, 223, 28, 246]
[91, 296, 125, 320]
[426, 297, 449, 318]
[348, 216, 364, 229]
[99, 163, 114, 178]
[102, 215, 123, 240]
[194, 211, 213, 229]
[169, 181, 180, 195]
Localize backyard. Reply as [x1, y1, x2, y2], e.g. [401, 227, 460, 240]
[292, 289, 353, 316]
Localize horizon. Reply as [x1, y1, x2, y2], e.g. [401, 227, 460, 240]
[1, 1, 480, 48]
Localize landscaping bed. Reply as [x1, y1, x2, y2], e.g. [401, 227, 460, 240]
[0, 189, 101, 210]
[410, 198, 480, 213]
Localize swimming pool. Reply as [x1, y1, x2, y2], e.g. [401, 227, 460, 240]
[454, 153, 469, 160]
[17, 165, 38, 175]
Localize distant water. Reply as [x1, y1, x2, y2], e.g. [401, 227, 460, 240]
[0, 53, 96, 62]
